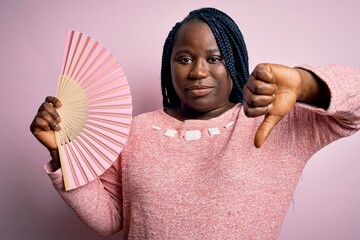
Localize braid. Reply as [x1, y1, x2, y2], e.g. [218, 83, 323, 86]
[161, 22, 182, 108]
[160, 7, 249, 107]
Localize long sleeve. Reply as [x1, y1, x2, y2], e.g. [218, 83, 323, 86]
[280, 65, 360, 160]
[42, 65, 360, 239]
[44, 155, 123, 237]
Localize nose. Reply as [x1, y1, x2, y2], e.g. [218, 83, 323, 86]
[189, 59, 208, 79]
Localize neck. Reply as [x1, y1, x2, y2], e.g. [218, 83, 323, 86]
[166, 102, 236, 121]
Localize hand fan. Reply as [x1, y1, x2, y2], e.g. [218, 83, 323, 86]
[55, 30, 132, 191]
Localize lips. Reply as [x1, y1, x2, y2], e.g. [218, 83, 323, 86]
[185, 85, 214, 97]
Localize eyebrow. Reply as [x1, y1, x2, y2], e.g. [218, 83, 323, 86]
[173, 48, 221, 56]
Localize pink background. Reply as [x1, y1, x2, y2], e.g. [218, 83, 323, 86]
[1, 0, 359, 239]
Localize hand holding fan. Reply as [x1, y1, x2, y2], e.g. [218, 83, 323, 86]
[55, 30, 132, 191]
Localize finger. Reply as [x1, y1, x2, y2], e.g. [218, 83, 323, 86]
[254, 114, 282, 148]
[246, 75, 277, 95]
[243, 86, 275, 108]
[251, 63, 275, 84]
[38, 102, 61, 123]
[45, 96, 62, 108]
[32, 111, 61, 133]
[243, 101, 272, 118]
[30, 117, 51, 134]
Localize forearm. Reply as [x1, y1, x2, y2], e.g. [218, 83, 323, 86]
[44, 158, 123, 237]
[296, 68, 331, 109]
[49, 149, 61, 170]
[295, 64, 360, 132]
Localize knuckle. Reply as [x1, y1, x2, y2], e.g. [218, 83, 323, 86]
[255, 63, 267, 72]
[247, 96, 260, 107]
[38, 110, 47, 119]
[243, 106, 255, 117]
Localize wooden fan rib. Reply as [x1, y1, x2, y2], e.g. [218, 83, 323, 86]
[66, 141, 90, 185]
[89, 104, 132, 110]
[83, 55, 125, 93]
[82, 67, 125, 94]
[88, 93, 130, 105]
[67, 34, 91, 80]
[60, 112, 87, 130]
[58, 75, 80, 101]
[65, 31, 83, 78]
[62, 32, 81, 78]
[59, 30, 74, 75]
[83, 126, 123, 156]
[58, 120, 76, 145]
[71, 139, 99, 180]
[87, 88, 131, 103]
[81, 54, 116, 90]
[56, 132, 74, 189]
[58, 77, 87, 104]
[57, 90, 88, 106]
[59, 127, 79, 145]
[72, 39, 98, 83]
[88, 111, 132, 118]
[86, 78, 129, 100]
[86, 120, 129, 139]
[87, 116, 131, 128]
[62, 144, 81, 188]
[57, 75, 89, 109]
[57, 30, 132, 191]
[57, 32, 78, 97]
[60, 117, 86, 136]
[56, 75, 68, 99]
[75, 41, 103, 85]
[80, 130, 116, 165]
[77, 46, 109, 86]
[58, 108, 87, 143]
[75, 136, 107, 173]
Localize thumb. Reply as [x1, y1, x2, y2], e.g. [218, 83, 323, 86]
[254, 114, 282, 148]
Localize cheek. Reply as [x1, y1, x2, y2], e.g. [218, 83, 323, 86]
[171, 64, 188, 88]
[171, 68, 180, 89]
[217, 69, 233, 94]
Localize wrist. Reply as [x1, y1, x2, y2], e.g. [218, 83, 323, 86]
[296, 68, 314, 101]
[296, 68, 330, 109]
[49, 149, 61, 170]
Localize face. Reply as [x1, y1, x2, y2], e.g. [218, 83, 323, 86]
[170, 20, 233, 115]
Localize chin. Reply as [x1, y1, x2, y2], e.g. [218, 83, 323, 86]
[184, 100, 217, 112]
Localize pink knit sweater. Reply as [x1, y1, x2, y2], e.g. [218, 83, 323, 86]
[45, 65, 360, 239]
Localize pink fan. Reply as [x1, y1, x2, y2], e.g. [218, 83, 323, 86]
[55, 30, 132, 191]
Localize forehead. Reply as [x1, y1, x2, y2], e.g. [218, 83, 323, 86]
[173, 20, 219, 50]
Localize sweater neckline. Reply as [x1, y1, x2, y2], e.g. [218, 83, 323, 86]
[159, 103, 242, 127]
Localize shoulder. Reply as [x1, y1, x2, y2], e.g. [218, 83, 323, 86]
[130, 108, 170, 132]
[133, 109, 163, 123]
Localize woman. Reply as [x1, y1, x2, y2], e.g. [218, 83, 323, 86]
[30, 8, 360, 239]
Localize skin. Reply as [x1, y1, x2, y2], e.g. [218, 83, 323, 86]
[166, 20, 235, 121]
[30, 20, 331, 169]
[244, 63, 330, 147]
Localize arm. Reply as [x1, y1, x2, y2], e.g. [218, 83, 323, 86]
[30, 96, 123, 237]
[30, 96, 62, 169]
[243, 63, 360, 148]
[45, 156, 123, 237]
[296, 67, 330, 109]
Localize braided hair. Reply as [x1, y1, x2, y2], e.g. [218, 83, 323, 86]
[160, 7, 249, 108]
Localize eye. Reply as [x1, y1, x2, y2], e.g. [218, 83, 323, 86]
[208, 56, 223, 63]
[176, 57, 193, 64]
